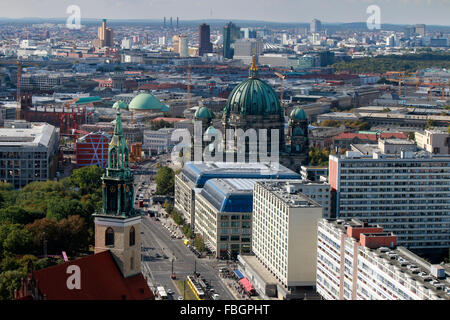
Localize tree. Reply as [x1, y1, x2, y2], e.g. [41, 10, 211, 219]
[0, 269, 26, 300]
[25, 218, 60, 254]
[3, 228, 34, 255]
[58, 215, 90, 255]
[194, 234, 205, 253]
[0, 206, 38, 225]
[70, 165, 104, 194]
[46, 198, 83, 221]
[155, 166, 175, 196]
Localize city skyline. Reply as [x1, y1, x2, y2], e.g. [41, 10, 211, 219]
[0, 0, 449, 26]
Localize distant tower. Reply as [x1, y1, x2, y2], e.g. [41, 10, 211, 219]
[176, 17, 179, 29]
[164, 17, 166, 28]
[170, 17, 173, 28]
[199, 23, 213, 56]
[93, 103, 142, 278]
[310, 18, 322, 33]
[94, 18, 113, 48]
[415, 24, 426, 36]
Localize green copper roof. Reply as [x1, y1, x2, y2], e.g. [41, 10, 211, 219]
[223, 77, 282, 116]
[292, 127, 305, 136]
[195, 106, 214, 119]
[75, 96, 102, 105]
[113, 100, 128, 110]
[129, 93, 167, 111]
[290, 107, 307, 120]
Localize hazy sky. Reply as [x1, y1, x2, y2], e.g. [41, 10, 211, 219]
[1, 0, 449, 25]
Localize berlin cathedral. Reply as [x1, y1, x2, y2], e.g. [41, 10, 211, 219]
[190, 57, 308, 173]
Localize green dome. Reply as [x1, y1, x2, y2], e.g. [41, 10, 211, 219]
[292, 127, 305, 136]
[224, 77, 282, 116]
[205, 126, 217, 135]
[113, 100, 128, 110]
[195, 106, 214, 120]
[129, 93, 168, 111]
[290, 107, 307, 120]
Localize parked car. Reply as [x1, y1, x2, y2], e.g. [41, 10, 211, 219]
[167, 289, 173, 295]
[177, 296, 183, 300]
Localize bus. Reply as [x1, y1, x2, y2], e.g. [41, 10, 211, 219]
[186, 276, 205, 300]
[157, 286, 168, 300]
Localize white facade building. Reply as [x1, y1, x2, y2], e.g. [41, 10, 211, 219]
[329, 150, 450, 250]
[316, 219, 450, 300]
[252, 181, 323, 297]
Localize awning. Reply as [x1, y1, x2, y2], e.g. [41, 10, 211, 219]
[239, 278, 255, 293]
[234, 269, 244, 279]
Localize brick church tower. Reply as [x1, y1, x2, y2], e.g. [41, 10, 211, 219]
[93, 103, 142, 278]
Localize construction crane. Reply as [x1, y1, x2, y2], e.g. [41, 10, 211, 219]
[16, 60, 21, 120]
[274, 72, 286, 107]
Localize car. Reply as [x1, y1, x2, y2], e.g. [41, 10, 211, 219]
[177, 296, 183, 300]
[171, 273, 176, 280]
[167, 289, 173, 295]
[155, 253, 161, 258]
[163, 254, 168, 259]
[212, 294, 220, 300]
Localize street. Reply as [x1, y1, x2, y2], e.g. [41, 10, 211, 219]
[133, 155, 236, 300]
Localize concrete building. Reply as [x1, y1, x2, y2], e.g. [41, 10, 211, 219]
[415, 129, 450, 155]
[142, 127, 176, 155]
[233, 38, 264, 64]
[329, 149, 450, 250]
[75, 132, 111, 168]
[93, 19, 113, 48]
[250, 180, 323, 299]
[194, 178, 253, 259]
[0, 121, 59, 188]
[317, 219, 450, 300]
[310, 19, 322, 33]
[300, 165, 328, 182]
[198, 23, 213, 56]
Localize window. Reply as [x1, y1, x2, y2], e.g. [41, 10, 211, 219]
[105, 227, 114, 246]
[129, 226, 135, 246]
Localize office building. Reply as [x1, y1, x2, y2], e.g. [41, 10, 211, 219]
[233, 38, 264, 64]
[249, 181, 323, 299]
[142, 127, 176, 155]
[194, 178, 254, 259]
[93, 19, 113, 48]
[329, 149, 450, 250]
[174, 162, 300, 231]
[300, 165, 328, 182]
[240, 27, 257, 39]
[415, 129, 450, 155]
[75, 132, 111, 168]
[223, 22, 241, 59]
[310, 19, 322, 33]
[199, 23, 213, 56]
[316, 219, 450, 300]
[173, 35, 189, 57]
[0, 121, 59, 188]
[415, 24, 426, 36]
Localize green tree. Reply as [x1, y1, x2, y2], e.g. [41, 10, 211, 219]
[0, 269, 26, 300]
[3, 228, 34, 255]
[0, 206, 38, 225]
[70, 165, 104, 194]
[155, 166, 175, 196]
[194, 234, 205, 253]
[46, 198, 83, 221]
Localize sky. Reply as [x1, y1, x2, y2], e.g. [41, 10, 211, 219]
[0, 0, 449, 26]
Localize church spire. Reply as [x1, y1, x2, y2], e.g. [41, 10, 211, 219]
[249, 55, 258, 78]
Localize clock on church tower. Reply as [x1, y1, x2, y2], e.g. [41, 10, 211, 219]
[93, 102, 142, 278]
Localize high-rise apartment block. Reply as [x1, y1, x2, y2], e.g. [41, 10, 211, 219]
[199, 23, 213, 56]
[173, 35, 189, 57]
[316, 219, 450, 300]
[251, 181, 323, 298]
[329, 150, 450, 250]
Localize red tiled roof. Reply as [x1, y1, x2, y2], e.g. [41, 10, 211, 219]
[30, 251, 154, 300]
[380, 132, 407, 139]
[333, 132, 377, 141]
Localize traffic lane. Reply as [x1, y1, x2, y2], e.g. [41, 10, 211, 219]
[141, 218, 234, 300]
